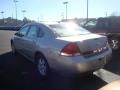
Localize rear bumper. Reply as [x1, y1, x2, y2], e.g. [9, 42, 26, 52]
[61, 54, 112, 76]
[51, 48, 112, 76]
[74, 54, 112, 74]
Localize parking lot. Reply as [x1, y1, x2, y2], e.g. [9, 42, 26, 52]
[0, 30, 120, 90]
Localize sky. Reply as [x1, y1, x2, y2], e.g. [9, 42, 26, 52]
[0, 0, 120, 21]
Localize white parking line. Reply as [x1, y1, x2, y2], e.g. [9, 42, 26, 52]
[94, 69, 120, 83]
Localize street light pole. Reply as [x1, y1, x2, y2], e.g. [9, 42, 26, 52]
[22, 10, 26, 19]
[63, 1, 68, 21]
[105, 11, 108, 17]
[61, 12, 64, 21]
[13, 0, 18, 25]
[87, 0, 89, 21]
[1, 11, 4, 24]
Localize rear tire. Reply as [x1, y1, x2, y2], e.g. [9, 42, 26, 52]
[35, 54, 50, 79]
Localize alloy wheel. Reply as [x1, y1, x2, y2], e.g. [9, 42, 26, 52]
[37, 58, 47, 76]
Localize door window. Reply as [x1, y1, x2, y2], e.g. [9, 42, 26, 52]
[19, 26, 29, 36]
[27, 25, 38, 37]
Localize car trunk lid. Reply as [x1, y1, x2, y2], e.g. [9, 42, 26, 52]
[57, 34, 108, 56]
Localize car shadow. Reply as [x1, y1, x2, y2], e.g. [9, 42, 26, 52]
[70, 75, 107, 90]
[104, 50, 120, 75]
[0, 52, 107, 90]
[0, 52, 40, 90]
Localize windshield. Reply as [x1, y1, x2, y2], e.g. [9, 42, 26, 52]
[49, 22, 90, 37]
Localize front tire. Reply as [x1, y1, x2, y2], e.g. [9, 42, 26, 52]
[11, 43, 18, 55]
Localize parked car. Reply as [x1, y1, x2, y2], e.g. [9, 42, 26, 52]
[11, 22, 112, 78]
[0, 24, 24, 31]
[82, 17, 120, 50]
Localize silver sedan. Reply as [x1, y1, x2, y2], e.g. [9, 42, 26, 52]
[11, 22, 112, 78]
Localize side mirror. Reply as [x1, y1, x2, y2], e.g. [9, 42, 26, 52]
[15, 32, 18, 36]
[15, 32, 24, 37]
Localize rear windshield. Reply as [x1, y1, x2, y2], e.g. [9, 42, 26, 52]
[48, 23, 90, 37]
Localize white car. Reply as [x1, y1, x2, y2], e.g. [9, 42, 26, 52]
[11, 22, 112, 78]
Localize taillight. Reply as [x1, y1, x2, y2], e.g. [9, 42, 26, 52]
[60, 42, 81, 56]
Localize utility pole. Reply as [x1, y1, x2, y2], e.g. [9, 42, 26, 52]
[87, 0, 89, 21]
[63, 1, 68, 21]
[105, 12, 108, 17]
[13, 0, 18, 25]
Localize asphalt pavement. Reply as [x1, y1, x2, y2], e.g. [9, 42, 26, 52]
[0, 30, 120, 90]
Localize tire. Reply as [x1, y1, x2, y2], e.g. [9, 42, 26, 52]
[109, 38, 120, 50]
[11, 43, 18, 55]
[35, 54, 50, 79]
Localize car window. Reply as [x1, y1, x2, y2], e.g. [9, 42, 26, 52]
[19, 26, 29, 36]
[38, 26, 44, 37]
[49, 23, 90, 37]
[27, 25, 38, 37]
[84, 21, 97, 29]
[85, 21, 97, 27]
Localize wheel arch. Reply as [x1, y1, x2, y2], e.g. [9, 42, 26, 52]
[34, 51, 46, 63]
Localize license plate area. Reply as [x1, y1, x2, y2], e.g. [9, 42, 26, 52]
[91, 57, 106, 69]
